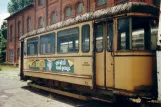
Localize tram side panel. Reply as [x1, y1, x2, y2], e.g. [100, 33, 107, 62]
[115, 55, 156, 92]
[22, 21, 94, 88]
[23, 57, 93, 87]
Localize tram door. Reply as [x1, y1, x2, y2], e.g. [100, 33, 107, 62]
[95, 21, 114, 88]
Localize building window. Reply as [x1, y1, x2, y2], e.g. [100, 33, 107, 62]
[27, 37, 38, 56]
[8, 50, 14, 62]
[97, 0, 107, 6]
[57, 28, 79, 53]
[51, 11, 56, 24]
[38, 0, 43, 6]
[40, 33, 55, 54]
[82, 25, 90, 52]
[38, 16, 43, 28]
[10, 25, 13, 42]
[65, 6, 71, 17]
[76, 2, 83, 13]
[18, 21, 21, 37]
[27, 17, 31, 32]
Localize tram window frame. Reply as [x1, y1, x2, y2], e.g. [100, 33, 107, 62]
[96, 23, 104, 53]
[40, 33, 55, 55]
[107, 22, 114, 52]
[117, 18, 130, 51]
[82, 24, 90, 53]
[57, 27, 79, 53]
[27, 37, 38, 56]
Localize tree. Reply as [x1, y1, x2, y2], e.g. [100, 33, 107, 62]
[0, 21, 7, 63]
[1, 21, 7, 39]
[7, 0, 33, 14]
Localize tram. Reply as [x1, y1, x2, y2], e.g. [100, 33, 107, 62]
[20, 2, 159, 102]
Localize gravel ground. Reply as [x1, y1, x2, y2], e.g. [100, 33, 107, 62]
[0, 66, 160, 107]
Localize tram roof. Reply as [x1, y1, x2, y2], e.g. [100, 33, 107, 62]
[20, 2, 159, 40]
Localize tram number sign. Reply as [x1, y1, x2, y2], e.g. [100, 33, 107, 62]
[28, 59, 74, 73]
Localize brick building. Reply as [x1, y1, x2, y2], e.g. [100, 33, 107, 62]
[5, 0, 160, 65]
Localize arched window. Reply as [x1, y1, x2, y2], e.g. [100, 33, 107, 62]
[10, 25, 13, 42]
[9, 50, 14, 62]
[27, 17, 31, 32]
[18, 21, 21, 37]
[65, 6, 71, 17]
[51, 11, 56, 24]
[38, 0, 43, 6]
[38, 16, 43, 28]
[97, 0, 107, 6]
[76, 2, 83, 13]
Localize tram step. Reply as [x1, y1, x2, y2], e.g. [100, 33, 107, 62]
[28, 82, 91, 101]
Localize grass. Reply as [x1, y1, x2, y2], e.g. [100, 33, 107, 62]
[0, 65, 19, 72]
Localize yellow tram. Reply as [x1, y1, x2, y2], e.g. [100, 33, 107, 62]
[20, 2, 159, 102]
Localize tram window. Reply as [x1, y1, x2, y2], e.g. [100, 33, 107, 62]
[82, 25, 90, 52]
[40, 33, 55, 54]
[151, 20, 158, 50]
[57, 28, 79, 53]
[27, 37, 38, 56]
[132, 29, 145, 50]
[155, 0, 160, 6]
[118, 18, 130, 50]
[107, 23, 114, 51]
[132, 17, 151, 50]
[96, 24, 103, 52]
[24, 40, 27, 56]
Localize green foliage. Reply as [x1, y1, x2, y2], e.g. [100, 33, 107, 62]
[0, 22, 7, 64]
[1, 21, 7, 39]
[7, 0, 33, 14]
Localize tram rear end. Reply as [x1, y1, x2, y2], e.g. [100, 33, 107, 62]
[94, 16, 158, 101]
[157, 1, 161, 101]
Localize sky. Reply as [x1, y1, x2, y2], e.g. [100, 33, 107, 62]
[0, 0, 10, 27]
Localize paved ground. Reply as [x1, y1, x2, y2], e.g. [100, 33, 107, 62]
[0, 66, 160, 107]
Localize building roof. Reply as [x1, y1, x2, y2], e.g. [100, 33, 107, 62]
[5, 4, 34, 20]
[19, 2, 159, 40]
